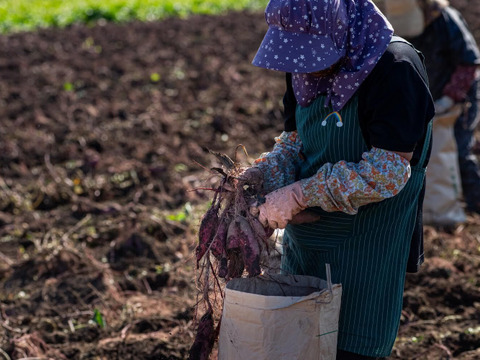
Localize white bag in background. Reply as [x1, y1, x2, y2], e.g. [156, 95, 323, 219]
[218, 265, 342, 360]
[423, 105, 466, 226]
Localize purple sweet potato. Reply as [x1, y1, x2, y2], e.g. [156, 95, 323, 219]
[225, 219, 246, 278]
[227, 249, 245, 279]
[247, 215, 272, 253]
[236, 216, 261, 276]
[210, 215, 230, 259]
[192, 149, 276, 360]
[195, 203, 220, 266]
[218, 256, 228, 278]
[226, 216, 261, 276]
[226, 218, 244, 250]
[188, 308, 215, 360]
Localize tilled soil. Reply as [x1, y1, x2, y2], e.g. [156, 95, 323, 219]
[1, 2, 480, 359]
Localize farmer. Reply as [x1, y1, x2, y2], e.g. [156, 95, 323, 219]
[243, 0, 435, 358]
[385, 0, 480, 214]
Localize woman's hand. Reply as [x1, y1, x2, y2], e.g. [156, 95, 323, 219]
[251, 182, 308, 229]
[238, 167, 264, 186]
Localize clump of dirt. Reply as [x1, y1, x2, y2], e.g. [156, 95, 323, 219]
[1, 1, 480, 359]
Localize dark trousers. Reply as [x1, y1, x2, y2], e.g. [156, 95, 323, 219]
[336, 349, 386, 360]
[454, 80, 480, 212]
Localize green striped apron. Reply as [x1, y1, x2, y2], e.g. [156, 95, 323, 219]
[282, 95, 431, 357]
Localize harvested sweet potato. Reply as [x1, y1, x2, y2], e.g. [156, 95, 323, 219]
[226, 217, 244, 251]
[192, 146, 275, 359]
[235, 215, 261, 276]
[218, 256, 228, 278]
[226, 249, 245, 279]
[247, 215, 274, 253]
[210, 214, 230, 259]
[188, 308, 215, 360]
[195, 201, 220, 267]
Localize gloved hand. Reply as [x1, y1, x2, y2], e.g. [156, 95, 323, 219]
[434, 95, 454, 114]
[238, 166, 264, 187]
[253, 181, 308, 229]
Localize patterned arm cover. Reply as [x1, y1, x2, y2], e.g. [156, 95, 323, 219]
[299, 147, 411, 215]
[253, 131, 304, 194]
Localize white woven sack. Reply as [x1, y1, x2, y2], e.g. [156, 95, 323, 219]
[423, 106, 466, 226]
[218, 265, 342, 360]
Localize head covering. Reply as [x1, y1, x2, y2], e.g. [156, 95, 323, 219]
[252, 0, 394, 110]
[252, 0, 349, 73]
[385, 0, 425, 37]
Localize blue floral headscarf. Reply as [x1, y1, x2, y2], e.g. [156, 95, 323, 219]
[253, 0, 394, 110]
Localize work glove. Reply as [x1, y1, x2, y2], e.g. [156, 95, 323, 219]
[238, 166, 264, 186]
[254, 181, 308, 229]
[434, 96, 454, 114]
[246, 131, 304, 195]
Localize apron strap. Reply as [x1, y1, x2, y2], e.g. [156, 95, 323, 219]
[417, 120, 433, 169]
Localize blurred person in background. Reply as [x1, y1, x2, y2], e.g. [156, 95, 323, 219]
[385, 0, 480, 214]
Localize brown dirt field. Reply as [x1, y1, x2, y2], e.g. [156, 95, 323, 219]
[1, 2, 480, 359]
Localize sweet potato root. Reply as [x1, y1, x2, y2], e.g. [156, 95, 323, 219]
[188, 308, 215, 360]
[235, 216, 260, 276]
[195, 201, 220, 266]
[226, 217, 245, 251]
[191, 146, 275, 359]
[210, 214, 230, 259]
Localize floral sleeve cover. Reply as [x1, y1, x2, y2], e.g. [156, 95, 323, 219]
[300, 147, 411, 215]
[253, 131, 304, 194]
